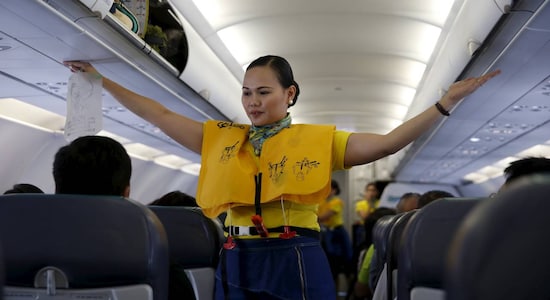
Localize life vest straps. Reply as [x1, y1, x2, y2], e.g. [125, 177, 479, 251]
[251, 173, 269, 237]
[255, 173, 262, 216]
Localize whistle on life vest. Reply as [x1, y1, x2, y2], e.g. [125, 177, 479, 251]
[279, 225, 297, 239]
[223, 235, 236, 250]
[251, 215, 269, 237]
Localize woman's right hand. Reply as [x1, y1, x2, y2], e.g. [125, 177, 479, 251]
[63, 61, 102, 78]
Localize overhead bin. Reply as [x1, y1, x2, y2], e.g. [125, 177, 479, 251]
[0, 0, 238, 163]
[395, 0, 550, 185]
[71, 0, 246, 123]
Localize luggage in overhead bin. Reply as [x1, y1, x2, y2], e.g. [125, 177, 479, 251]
[144, 0, 189, 73]
[108, 0, 189, 73]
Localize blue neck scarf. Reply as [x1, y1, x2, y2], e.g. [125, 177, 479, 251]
[248, 114, 292, 156]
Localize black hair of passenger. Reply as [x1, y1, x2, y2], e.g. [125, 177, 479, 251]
[246, 55, 300, 107]
[503, 156, 550, 185]
[149, 190, 198, 207]
[417, 190, 455, 208]
[400, 192, 421, 199]
[396, 192, 421, 213]
[331, 179, 341, 195]
[3, 183, 44, 194]
[363, 207, 397, 247]
[53, 135, 131, 196]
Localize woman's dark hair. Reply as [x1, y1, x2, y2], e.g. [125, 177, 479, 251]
[247, 55, 300, 107]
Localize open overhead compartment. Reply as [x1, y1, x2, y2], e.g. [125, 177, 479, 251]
[0, 0, 246, 163]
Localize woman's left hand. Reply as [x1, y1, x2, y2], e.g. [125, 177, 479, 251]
[442, 69, 501, 105]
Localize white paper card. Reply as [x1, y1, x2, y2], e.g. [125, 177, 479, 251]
[64, 72, 103, 141]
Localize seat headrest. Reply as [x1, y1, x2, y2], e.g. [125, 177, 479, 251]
[446, 175, 550, 300]
[373, 214, 401, 260]
[397, 198, 482, 300]
[149, 206, 224, 268]
[0, 194, 169, 300]
[388, 210, 417, 271]
[0, 239, 3, 300]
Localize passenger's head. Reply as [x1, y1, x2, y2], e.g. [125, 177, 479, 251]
[149, 191, 198, 207]
[53, 135, 132, 197]
[417, 190, 454, 208]
[396, 192, 420, 213]
[243, 55, 300, 126]
[3, 183, 44, 194]
[503, 156, 550, 187]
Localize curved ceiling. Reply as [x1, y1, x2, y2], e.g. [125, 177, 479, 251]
[185, 0, 458, 134]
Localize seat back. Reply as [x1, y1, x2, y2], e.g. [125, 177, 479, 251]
[446, 175, 550, 300]
[372, 214, 401, 266]
[0, 240, 3, 300]
[371, 214, 401, 300]
[149, 206, 224, 300]
[0, 194, 169, 300]
[386, 210, 417, 300]
[397, 198, 482, 300]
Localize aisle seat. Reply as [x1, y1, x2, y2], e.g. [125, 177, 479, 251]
[446, 175, 550, 300]
[0, 194, 169, 300]
[149, 206, 224, 300]
[397, 198, 482, 300]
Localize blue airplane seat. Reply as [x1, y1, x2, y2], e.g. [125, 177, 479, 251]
[0, 194, 169, 300]
[372, 214, 401, 269]
[385, 210, 418, 300]
[397, 198, 482, 300]
[446, 175, 550, 300]
[149, 206, 224, 300]
[370, 213, 401, 300]
[0, 239, 3, 300]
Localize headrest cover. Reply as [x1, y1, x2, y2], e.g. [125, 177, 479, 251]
[0, 194, 169, 299]
[446, 175, 550, 300]
[397, 198, 481, 300]
[149, 206, 224, 268]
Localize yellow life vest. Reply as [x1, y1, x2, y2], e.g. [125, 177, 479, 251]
[196, 120, 335, 218]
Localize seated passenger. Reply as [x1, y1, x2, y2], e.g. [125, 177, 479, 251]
[3, 183, 44, 194]
[417, 190, 455, 208]
[149, 190, 198, 207]
[500, 156, 550, 191]
[396, 192, 420, 213]
[53, 135, 132, 197]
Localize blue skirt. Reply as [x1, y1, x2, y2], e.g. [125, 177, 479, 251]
[215, 236, 336, 299]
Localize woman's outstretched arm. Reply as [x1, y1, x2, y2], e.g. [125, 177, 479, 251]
[344, 70, 501, 167]
[64, 61, 204, 154]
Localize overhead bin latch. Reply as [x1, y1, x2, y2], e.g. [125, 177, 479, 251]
[79, 0, 114, 19]
[493, 0, 513, 13]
